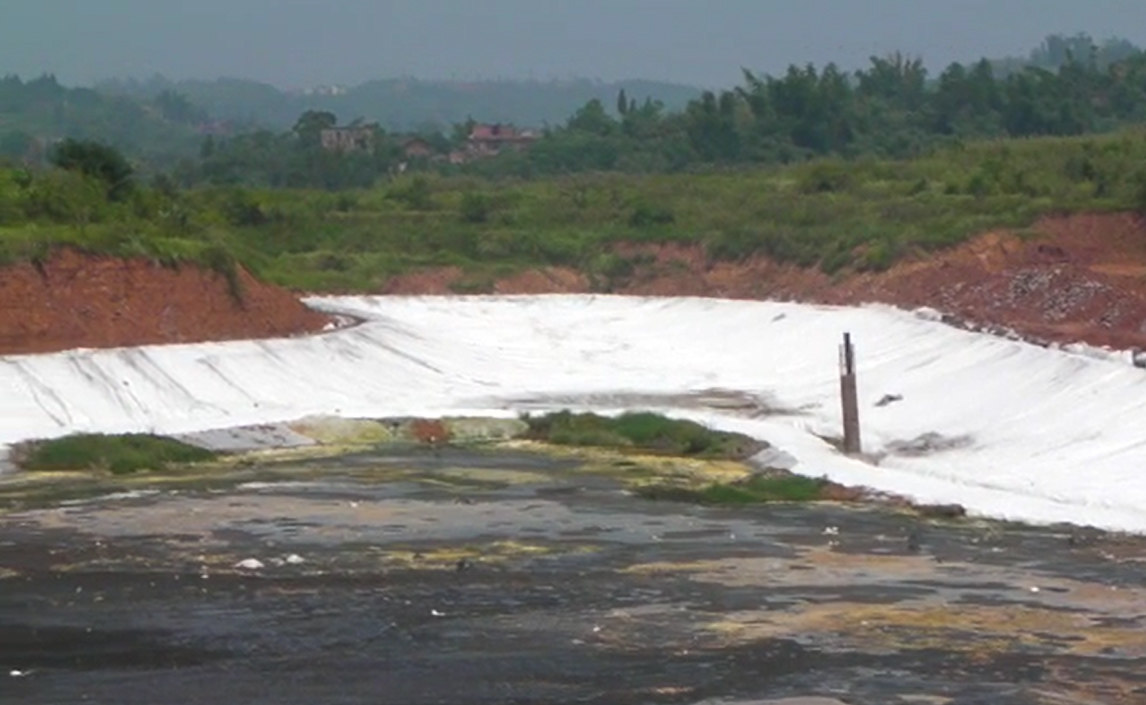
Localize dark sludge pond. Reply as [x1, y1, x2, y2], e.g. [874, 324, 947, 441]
[1, 444, 1145, 705]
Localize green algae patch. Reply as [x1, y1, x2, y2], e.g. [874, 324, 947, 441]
[705, 602, 1146, 658]
[419, 466, 552, 489]
[288, 417, 395, 446]
[284, 416, 527, 447]
[636, 474, 831, 505]
[442, 417, 529, 443]
[493, 438, 756, 492]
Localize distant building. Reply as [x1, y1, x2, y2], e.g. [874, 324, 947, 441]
[402, 137, 435, 159]
[466, 123, 537, 159]
[302, 84, 348, 97]
[320, 126, 375, 153]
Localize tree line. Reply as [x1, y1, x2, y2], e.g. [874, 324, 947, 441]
[486, 35, 1146, 176]
[173, 34, 1146, 186]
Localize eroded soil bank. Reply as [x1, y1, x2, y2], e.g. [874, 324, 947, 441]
[385, 213, 1146, 351]
[2, 443, 1144, 705]
[4, 213, 1146, 355]
[0, 249, 329, 355]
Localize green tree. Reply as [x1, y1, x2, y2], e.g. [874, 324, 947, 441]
[293, 110, 338, 150]
[50, 139, 135, 201]
[616, 89, 629, 116]
[567, 99, 617, 136]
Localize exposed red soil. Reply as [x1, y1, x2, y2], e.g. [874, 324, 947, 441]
[383, 213, 1146, 350]
[0, 249, 330, 355]
[409, 419, 451, 445]
[8, 213, 1146, 356]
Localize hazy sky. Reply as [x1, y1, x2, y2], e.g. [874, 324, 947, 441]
[5, 0, 1146, 88]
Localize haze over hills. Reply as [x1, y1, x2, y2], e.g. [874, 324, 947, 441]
[5, 1, 1146, 88]
[93, 76, 705, 131]
[2, 29, 1144, 174]
[3, 0, 1146, 143]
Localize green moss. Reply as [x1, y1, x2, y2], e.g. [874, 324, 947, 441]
[637, 474, 829, 504]
[16, 434, 216, 475]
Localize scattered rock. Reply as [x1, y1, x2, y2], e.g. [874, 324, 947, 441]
[886, 433, 973, 457]
[875, 394, 903, 407]
[915, 503, 967, 520]
[906, 530, 922, 553]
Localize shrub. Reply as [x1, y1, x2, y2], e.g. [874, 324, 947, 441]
[388, 176, 435, 210]
[628, 202, 675, 227]
[798, 161, 854, 194]
[459, 192, 492, 223]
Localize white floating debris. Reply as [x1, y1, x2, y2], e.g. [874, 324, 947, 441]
[823, 526, 840, 536]
[1029, 586, 1040, 594]
[284, 554, 305, 565]
[9, 669, 27, 677]
[430, 609, 446, 617]
[234, 558, 264, 570]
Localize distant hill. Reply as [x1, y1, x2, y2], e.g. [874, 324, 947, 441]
[0, 74, 203, 167]
[988, 32, 1140, 77]
[95, 76, 704, 130]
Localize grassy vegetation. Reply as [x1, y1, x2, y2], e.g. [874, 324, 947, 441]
[15, 433, 216, 475]
[523, 411, 761, 459]
[636, 474, 831, 504]
[3, 131, 1146, 291]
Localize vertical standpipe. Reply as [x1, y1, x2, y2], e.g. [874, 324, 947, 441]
[840, 332, 861, 455]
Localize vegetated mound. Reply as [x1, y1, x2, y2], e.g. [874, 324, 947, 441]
[13, 433, 216, 475]
[0, 249, 331, 355]
[523, 410, 765, 460]
[381, 212, 1146, 350]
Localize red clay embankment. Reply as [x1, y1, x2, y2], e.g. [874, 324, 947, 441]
[6, 213, 1146, 356]
[382, 213, 1146, 350]
[0, 249, 330, 355]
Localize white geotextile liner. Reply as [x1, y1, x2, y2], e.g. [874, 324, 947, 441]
[1, 295, 1143, 532]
